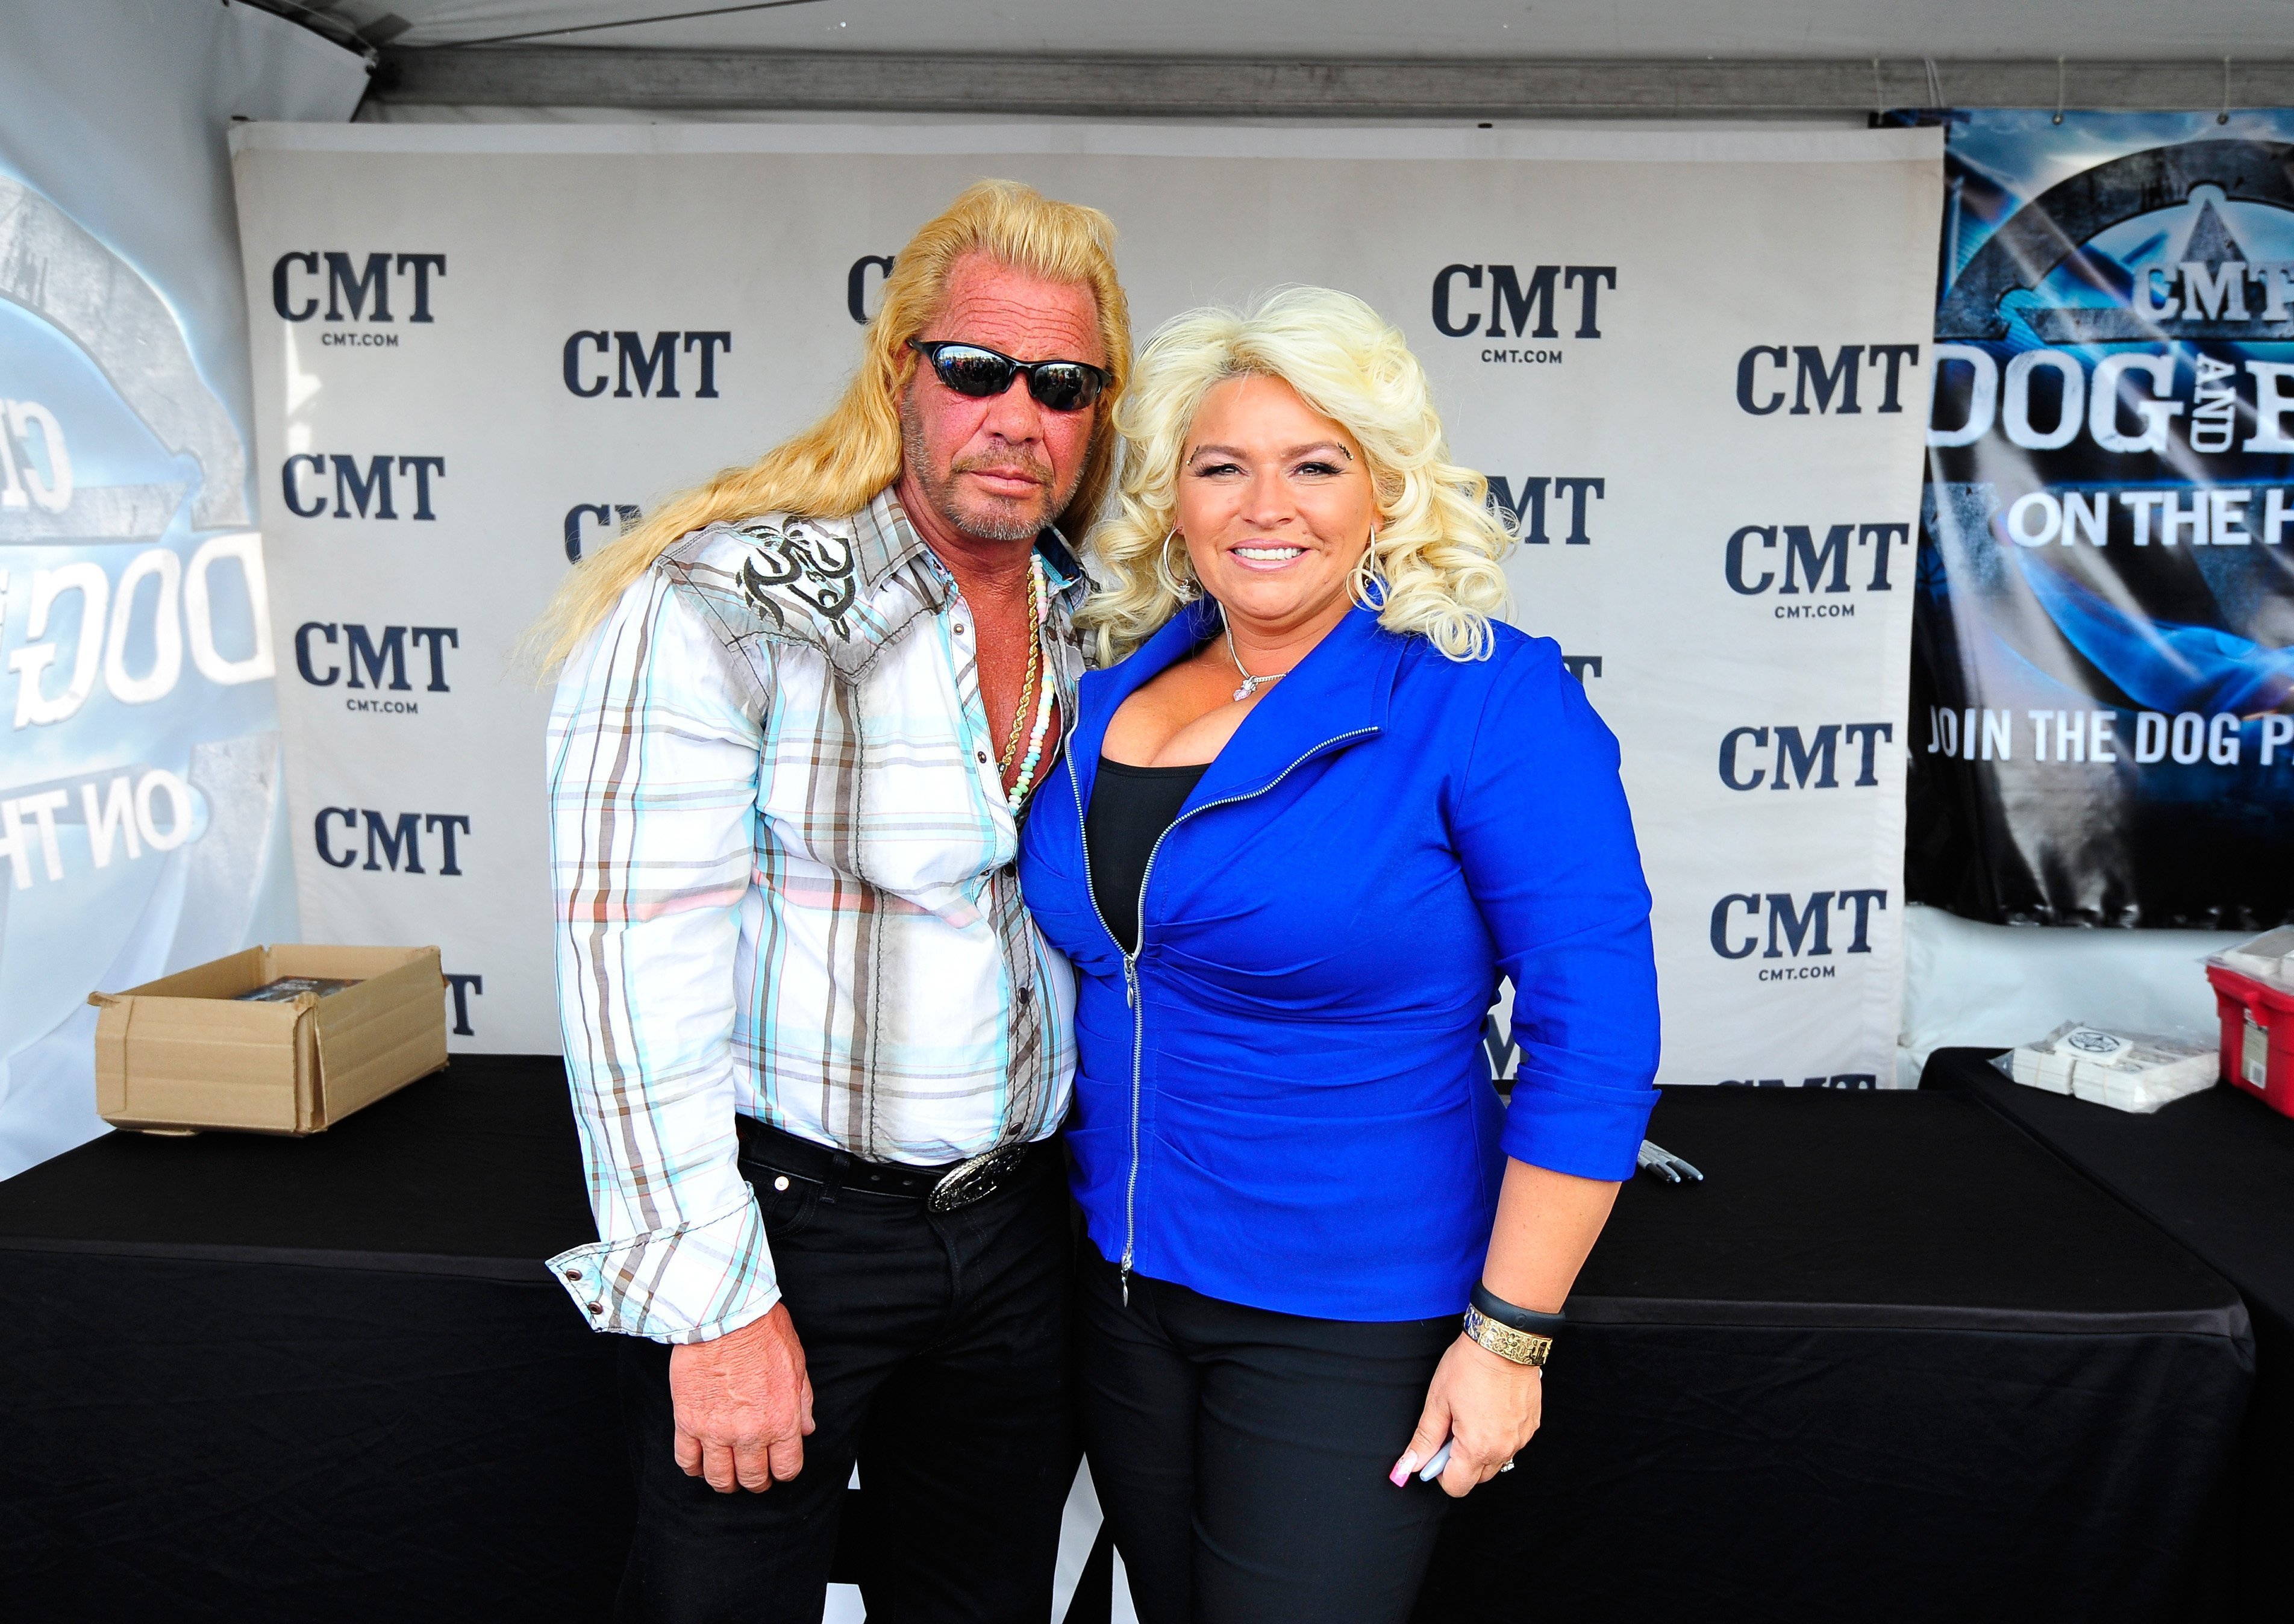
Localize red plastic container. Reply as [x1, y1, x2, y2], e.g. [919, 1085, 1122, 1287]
[2207, 963, 2294, 1117]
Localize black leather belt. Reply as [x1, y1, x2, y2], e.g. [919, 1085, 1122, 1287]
[736, 1117, 1046, 1214]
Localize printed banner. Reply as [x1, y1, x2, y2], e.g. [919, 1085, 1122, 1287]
[1905, 109, 2294, 929]
[0, 176, 287, 1168]
[231, 122, 1939, 1087]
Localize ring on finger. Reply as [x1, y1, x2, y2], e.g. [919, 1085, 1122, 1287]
[1498, 1459, 1516, 1473]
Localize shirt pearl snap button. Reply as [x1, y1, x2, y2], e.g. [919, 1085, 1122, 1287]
[562, 1269, 581, 1282]
[774, 1176, 790, 1191]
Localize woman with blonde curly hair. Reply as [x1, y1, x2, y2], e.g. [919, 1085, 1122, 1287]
[1016, 287, 1661, 1622]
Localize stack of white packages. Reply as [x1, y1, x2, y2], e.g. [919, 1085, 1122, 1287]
[2002, 1022, 2217, 1114]
[2215, 926, 2294, 988]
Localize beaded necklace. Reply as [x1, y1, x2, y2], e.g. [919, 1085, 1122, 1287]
[995, 552, 1057, 810]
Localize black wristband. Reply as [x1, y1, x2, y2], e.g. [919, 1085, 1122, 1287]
[1472, 1282, 1567, 1335]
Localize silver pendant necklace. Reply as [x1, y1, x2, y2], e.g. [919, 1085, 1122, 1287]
[1224, 622, 1283, 704]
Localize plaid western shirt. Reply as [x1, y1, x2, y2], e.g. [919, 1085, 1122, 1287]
[544, 488, 1086, 1343]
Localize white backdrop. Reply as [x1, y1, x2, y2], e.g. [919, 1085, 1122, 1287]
[231, 120, 1940, 1089]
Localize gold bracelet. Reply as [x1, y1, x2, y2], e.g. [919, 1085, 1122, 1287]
[1463, 1305, 1552, 1367]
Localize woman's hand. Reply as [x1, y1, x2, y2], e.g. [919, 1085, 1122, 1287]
[1389, 1332, 1542, 1498]
[1390, 1160, 1613, 1497]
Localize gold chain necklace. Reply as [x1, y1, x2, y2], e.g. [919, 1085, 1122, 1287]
[995, 562, 1044, 780]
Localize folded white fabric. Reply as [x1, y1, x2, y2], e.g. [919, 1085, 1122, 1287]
[2002, 1022, 2216, 1114]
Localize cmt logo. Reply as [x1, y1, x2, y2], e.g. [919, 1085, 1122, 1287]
[314, 808, 470, 876]
[1724, 522, 1909, 616]
[562, 331, 732, 399]
[1431, 264, 1615, 339]
[564, 503, 643, 562]
[294, 623, 457, 694]
[849, 255, 896, 323]
[1710, 890, 1889, 964]
[1721, 1074, 1879, 1090]
[444, 972, 483, 1037]
[2131, 255, 2294, 325]
[1717, 723, 1893, 790]
[280, 455, 444, 521]
[1736, 345, 1922, 416]
[1561, 655, 1603, 682]
[271, 252, 445, 326]
[1487, 476, 1604, 544]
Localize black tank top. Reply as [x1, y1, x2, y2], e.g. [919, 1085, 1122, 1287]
[1086, 756, 1210, 954]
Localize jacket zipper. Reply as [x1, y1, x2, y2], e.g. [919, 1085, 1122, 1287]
[1066, 724, 1377, 1308]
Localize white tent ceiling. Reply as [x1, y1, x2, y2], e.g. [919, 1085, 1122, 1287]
[287, 0, 2294, 60]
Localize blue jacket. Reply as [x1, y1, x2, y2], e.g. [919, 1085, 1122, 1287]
[1018, 602, 1661, 1322]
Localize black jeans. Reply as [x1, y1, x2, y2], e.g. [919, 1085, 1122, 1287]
[1075, 1240, 1460, 1624]
[614, 1138, 1075, 1624]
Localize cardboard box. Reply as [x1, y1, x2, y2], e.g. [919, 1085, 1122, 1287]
[88, 945, 449, 1135]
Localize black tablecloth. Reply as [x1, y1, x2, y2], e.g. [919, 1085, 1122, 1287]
[0, 1057, 625, 1620]
[1414, 1085, 2252, 1622]
[1923, 1046, 2294, 1607]
[0, 1063, 2255, 1622]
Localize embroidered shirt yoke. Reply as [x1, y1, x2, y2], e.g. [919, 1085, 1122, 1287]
[545, 488, 1086, 1343]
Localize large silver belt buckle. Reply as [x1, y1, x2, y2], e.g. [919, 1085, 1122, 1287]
[928, 1145, 1025, 1214]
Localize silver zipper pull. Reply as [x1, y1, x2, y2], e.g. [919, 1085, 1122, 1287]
[1124, 959, 1139, 1009]
[1120, 1258, 1132, 1307]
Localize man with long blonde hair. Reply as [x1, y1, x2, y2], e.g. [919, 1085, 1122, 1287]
[537, 180, 1129, 1621]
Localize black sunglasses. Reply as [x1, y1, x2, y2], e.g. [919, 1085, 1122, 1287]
[908, 339, 1111, 413]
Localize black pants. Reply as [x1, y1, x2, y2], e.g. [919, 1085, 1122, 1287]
[614, 1140, 1075, 1624]
[1075, 1241, 1460, 1624]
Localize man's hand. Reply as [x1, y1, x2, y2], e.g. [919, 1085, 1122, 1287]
[669, 1302, 815, 1493]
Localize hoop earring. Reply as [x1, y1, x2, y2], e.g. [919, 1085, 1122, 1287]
[1349, 522, 1387, 608]
[1155, 529, 1201, 602]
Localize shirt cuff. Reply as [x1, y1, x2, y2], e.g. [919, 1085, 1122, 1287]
[1500, 1070, 1660, 1182]
[545, 1196, 780, 1344]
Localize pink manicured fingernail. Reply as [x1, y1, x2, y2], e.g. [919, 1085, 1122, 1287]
[1389, 1453, 1417, 1485]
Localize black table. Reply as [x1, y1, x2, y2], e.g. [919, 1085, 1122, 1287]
[1923, 1046, 2294, 1608]
[0, 1064, 2255, 1622]
[1414, 1085, 2251, 1622]
[0, 1057, 627, 1621]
